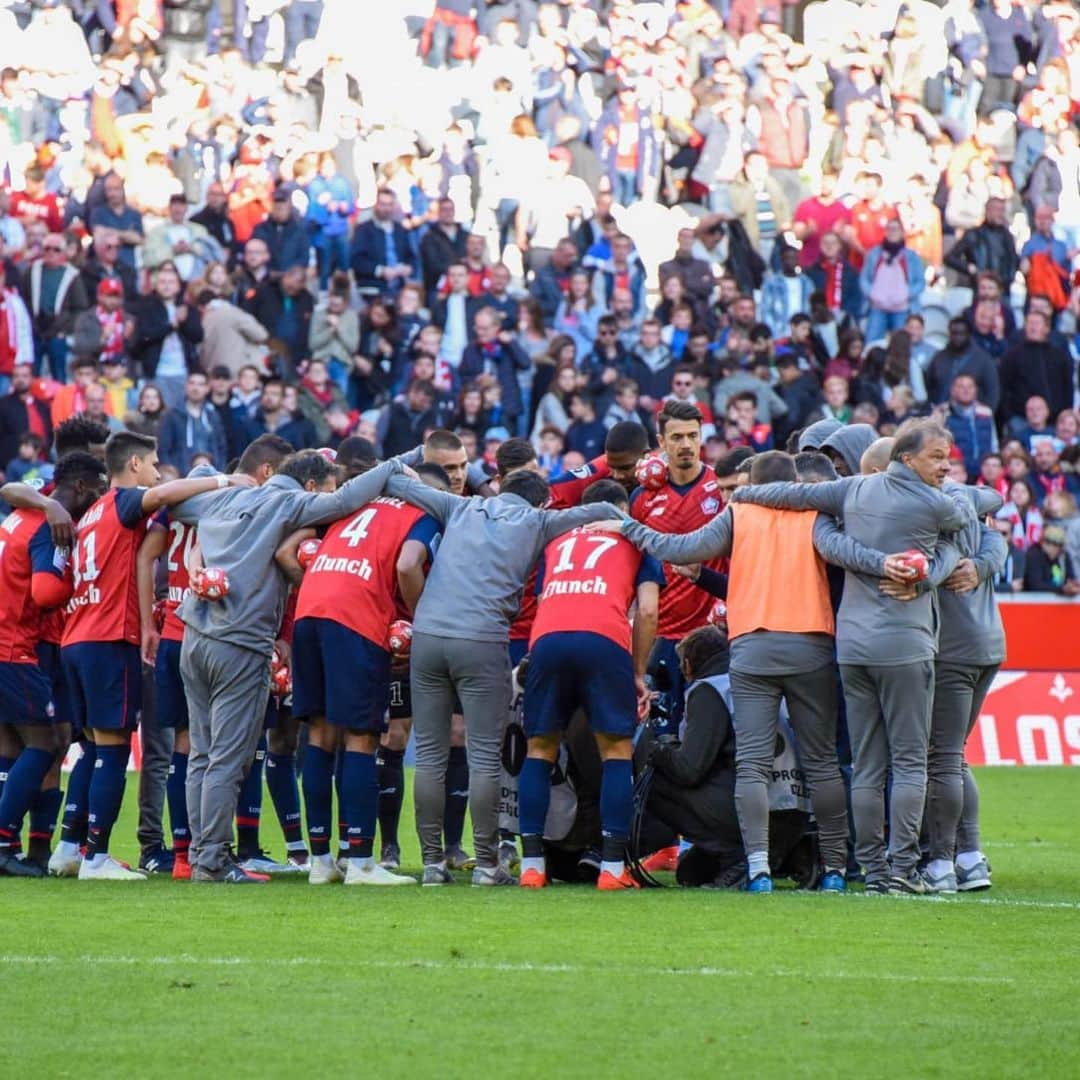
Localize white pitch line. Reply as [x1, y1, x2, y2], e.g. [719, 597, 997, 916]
[0, 955, 1018, 984]
[841, 894, 1080, 911]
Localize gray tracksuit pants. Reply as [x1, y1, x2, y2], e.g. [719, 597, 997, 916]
[180, 628, 270, 873]
[411, 631, 511, 868]
[136, 662, 174, 856]
[729, 665, 846, 873]
[840, 660, 935, 882]
[928, 662, 998, 862]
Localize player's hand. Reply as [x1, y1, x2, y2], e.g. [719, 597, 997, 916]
[44, 498, 74, 548]
[582, 519, 624, 534]
[879, 578, 918, 602]
[944, 558, 979, 593]
[671, 563, 702, 582]
[635, 675, 651, 722]
[400, 464, 420, 481]
[273, 638, 291, 669]
[883, 554, 918, 583]
[226, 473, 257, 488]
[141, 625, 161, 666]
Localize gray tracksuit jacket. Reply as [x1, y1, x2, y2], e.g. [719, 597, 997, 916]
[172, 459, 403, 654]
[621, 506, 889, 674]
[730, 462, 976, 666]
[820, 423, 877, 476]
[384, 474, 623, 643]
[936, 482, 1008, 666]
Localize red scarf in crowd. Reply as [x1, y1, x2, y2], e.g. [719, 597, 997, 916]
[820, 258, 844, 311]
[96, 306, 126, 362]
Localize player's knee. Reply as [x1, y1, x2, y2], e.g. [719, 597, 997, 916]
[526, 735, 559, 763]
[346, 730, 379, 754]
[267, 726, 297, 756]
[175, 729, 191, 755]
[595, 733, 633, 761]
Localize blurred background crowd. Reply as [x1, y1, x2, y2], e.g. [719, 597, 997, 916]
[0, 0, 1078, 593]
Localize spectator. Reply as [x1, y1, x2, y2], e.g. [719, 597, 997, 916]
[72, 278, 127, 364]
[761, 244, 814, 338]
[247, 376, 316, 450]
[999, 309, 1074, 431]
[253, 189, 312, 278]
[305, 153, 355, 290]
[592, 83, 660, 206]
[143, 193, 217, 280]
[1023, 524, 1080, 595]
[530, 359, 577, 444]
[819, 375, 853, 424]
[977, 0, 1034, 113]
[0, 190, 26, 262]
[756, 73, 810, 210]
[251, 264, 314, 379]
[309, 271, 360, 395]
[296, 357, 350, 447]
[459, 306, 528, 432]
[849, 171, 897, 270]
[350, 188, 415, 296]
[1031, 440, 1080, 504]
[197, 286, 269, 381]
[966, 271, 1017, 338]
[233, 237, 272, 314]
[0, 362, 50, 467]
[712, 354, 789, 427]
[11, 164, 62, 234]
[205, 364, 250, 461]
[128, 262, 204, 409]
[419, 197, 468, 302]
[1020, 205, 1072, 313]
[774, 352, 824, 443]
[939, 373, 999, 480]
[998, 477, 1044, 550]
[376, 377, 438, 457]
[990, 514, 1027, 592]
[860, 219, 924, 342]
[529, 238, 578, 323]
[945, 196, 1020, 288]
[0, 261, 33, 394]
[82, 380, 124, 435]
[1045, 492, 1080, 576]
[518, 149, 595, 275]
[81, 229, 137, 302]
[564, 391, 606, 459]
[724, 389, 773, 452]
[157, 369, 228, 474]
[123, 383, 167, 440]
[627, 318, 676, 409]
[925, 317, 1001, 413]
[658, 228, 714, 316]
[189, 181, 236, 256]
[449, 383, 492, 442]
[553, 269, 603, 361]
[87, 173, 144, 273]
[603, 378, 655, 441]
[20, 231, 89, 383]
[807, 231, 862, 327]
[792, 170, 851, 269]
[3, 432, 46, 484]
[432, 262, 478, 365]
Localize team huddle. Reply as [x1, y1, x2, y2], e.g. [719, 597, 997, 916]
[0, 401, 1002, 894]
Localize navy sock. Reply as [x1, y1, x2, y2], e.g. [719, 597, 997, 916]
[28, 786, 63, 863]
[377, 747, 404, 848]
[235, 737, 266, 857]
[302, 745, 335, 856]
[334, 751, 347, 853]
[0, 749, 54, 849]
[0, 754, 15, 802]
[341, 750, 378, 859]
[266, 752, 304, 848]
[444, 745, 469, 849]
[519, 756, 553, 847]
[60, 740, 95, 846]
[86, 745, 129, 859]
[167, 752, 190, 852]
[600, 758, 632, 860]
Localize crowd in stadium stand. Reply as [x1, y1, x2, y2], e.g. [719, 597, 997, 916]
[0, 0, 1078, 593]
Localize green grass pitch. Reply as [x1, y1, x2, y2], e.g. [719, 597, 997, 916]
[2, 767, 1078, 1078]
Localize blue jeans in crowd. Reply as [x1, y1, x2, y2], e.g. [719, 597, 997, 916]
[313, 233, 350, 290]
[35, 336, 68, 383]
[613, 171, 638, 207]
[865, 308, 909, 344]
[284, 1, 324, 62]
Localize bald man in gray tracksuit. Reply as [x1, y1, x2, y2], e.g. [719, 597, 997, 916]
[730, 429, 975, 893]
[924, 483, 1006, 894]
[383, 471, 622, 885]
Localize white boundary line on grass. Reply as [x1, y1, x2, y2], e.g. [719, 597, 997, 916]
[0, 955, 1017, 984]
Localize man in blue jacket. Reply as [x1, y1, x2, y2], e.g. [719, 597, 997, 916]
[350, 189, 416, 295]
[253, 190, 311, 276]
[157, 371, 228, 473]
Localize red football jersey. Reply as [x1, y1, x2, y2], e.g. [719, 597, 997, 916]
[62, 487, 149, 648]
[630, 464, 725, 639]
[154, 511, 197, 643]
[295, 496, 439, 650]
[509, 456, 613, 642]
[0, 509, 69, 662]
[530, 529, 664, 652]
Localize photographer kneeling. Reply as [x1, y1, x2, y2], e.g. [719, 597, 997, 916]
[635, 625, 814, 888]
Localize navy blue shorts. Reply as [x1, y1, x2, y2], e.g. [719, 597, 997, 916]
[508, 639, 529, 668]
[36, 642, 73, 730]
[154, 639, 189, 731]
[292, 617, 390, 733]
[61, 641, 142, 733]
[524, 631, 637, 739]
[0, 660, 52, 726]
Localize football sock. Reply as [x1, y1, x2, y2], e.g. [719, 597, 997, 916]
[86, 744, 128, 860]
[599, 758, 632, 872]
[926, 858, 954, 880]
[747, 851, 770, 879]
[167, 751, 190, 853]
[0, 749, 53, 850]
[341, 750, 378, 860]
[334, 751, 348, 854]
[376, 746, 404, 847]
[235, 737, 266, 857]
[443, 745, 469, 848]
[302, 745, 335, 857]
[519, 757, 553, 844]
[266, 752, 304, 848]
[28, 786, 63, 864]
[60, 740, 95, 845]
[0, 754, 14, 801]
[956, 850, 985, 870]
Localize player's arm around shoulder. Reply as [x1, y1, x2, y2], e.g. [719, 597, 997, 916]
[142, 472, 254, 516]
[297, 459, 410, 529]
[811, 513, 887, 577]
[384, 467, 459, 525]
[730, 477, 851, 516]
[539, 500, 626, 544]
[615, 505, 733, 565]
[0, 483, 74, 546]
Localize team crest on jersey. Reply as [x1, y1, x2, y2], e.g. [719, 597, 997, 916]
[701, 497, 719, 515]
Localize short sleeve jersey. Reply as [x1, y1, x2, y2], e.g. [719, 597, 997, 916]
[0, 508, 69, 662]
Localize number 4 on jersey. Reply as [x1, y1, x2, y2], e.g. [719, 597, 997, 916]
[341, 507, 379, 548]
